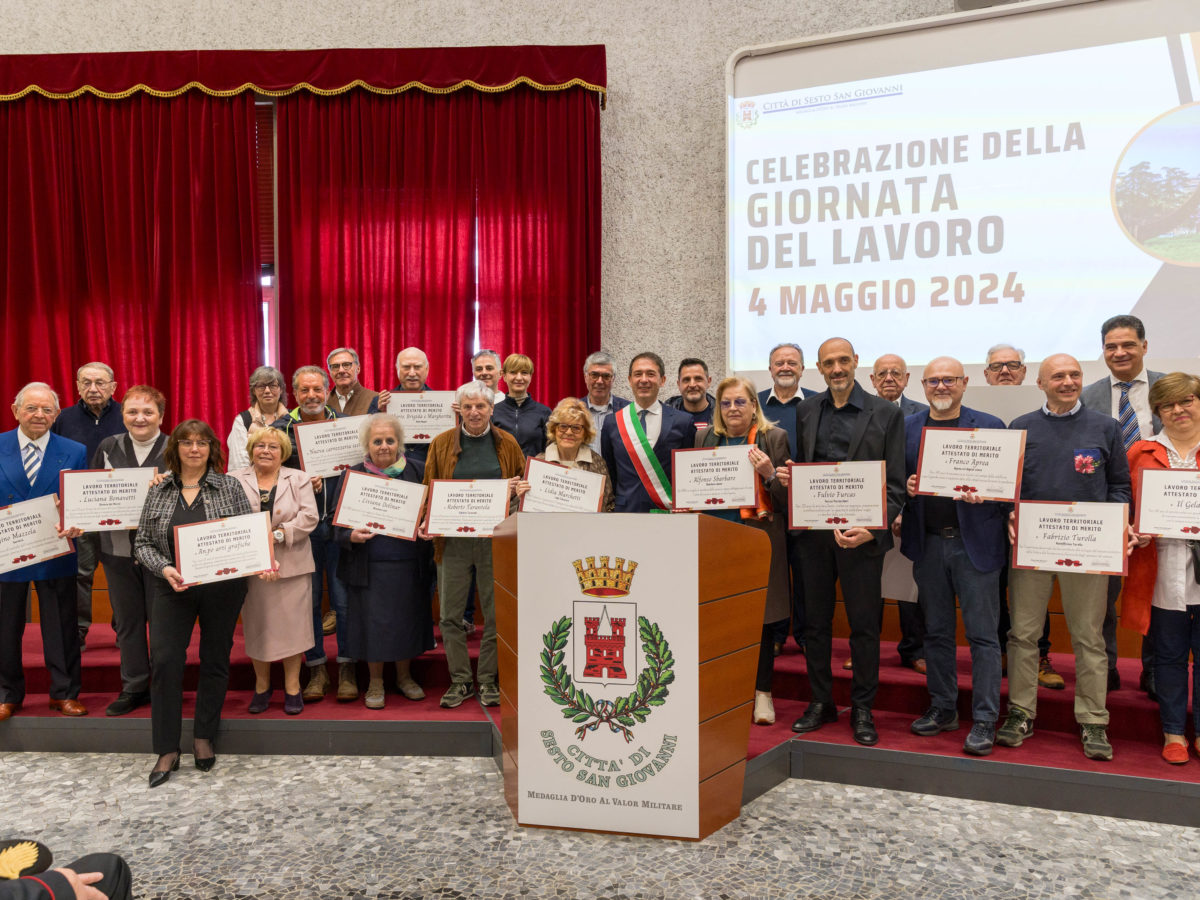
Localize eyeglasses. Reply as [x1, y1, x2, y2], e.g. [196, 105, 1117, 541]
[586, 372, 613, 381]
[178, 440, 210, 449]
[719, 397, 751, 409]
[253, 383, 282, 392]
[555, 423, 585, 434]
[986, 361, 1024, 372]
[79, 379, 111, 388]
[328, 361, 356, 371]
[923, 377, 963, 388]
[1157, 396, 1197, 414]
[874, 369, 905, 379]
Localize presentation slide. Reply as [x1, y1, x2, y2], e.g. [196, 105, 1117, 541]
[728, 18, 1200, 372]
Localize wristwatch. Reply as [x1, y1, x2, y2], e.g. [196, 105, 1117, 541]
[273, 528, 285, 544]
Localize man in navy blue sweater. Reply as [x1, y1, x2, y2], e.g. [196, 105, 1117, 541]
[997, 354, 1131, 761]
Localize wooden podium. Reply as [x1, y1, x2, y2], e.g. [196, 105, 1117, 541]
[493, 512, 769, 841]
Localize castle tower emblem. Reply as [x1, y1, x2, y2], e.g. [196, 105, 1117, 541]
[582, 606, 627, 679]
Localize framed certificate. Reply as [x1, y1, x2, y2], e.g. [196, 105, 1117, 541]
[332, 469, 427, 541]
[788, 460, 887, 530]
[426, 479, 510, 537]
[0, 494, 74, 575]
[519, 457, 605, 513]
[292, 415, 368, 477]
[671, 445, 757, 511]
[1012, 500, 1128, 576]
[59, 468, 155, 531]
[173, 511, 276, 586]
[914, 427, 1025, 502]
[385, 391, 456, 443]
[1134, 468, 1200, 539]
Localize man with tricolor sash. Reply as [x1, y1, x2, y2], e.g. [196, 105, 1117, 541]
[600, 352, 694, 513]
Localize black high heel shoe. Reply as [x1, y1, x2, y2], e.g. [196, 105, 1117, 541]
[149, 750, 180, 788]
[193, 739, 216, 773]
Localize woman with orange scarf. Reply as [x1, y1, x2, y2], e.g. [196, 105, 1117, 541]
[1125, 372, 1200, 765]
[695, 375, 790, 726]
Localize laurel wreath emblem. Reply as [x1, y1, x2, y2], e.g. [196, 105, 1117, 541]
[540, 615, 674, 742]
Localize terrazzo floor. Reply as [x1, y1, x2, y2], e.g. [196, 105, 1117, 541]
[3, 751, 1199, 899]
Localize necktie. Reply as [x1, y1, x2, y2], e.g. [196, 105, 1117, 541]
[638, 409, 647, 432]
[23, 442, 42, 486]
[1117, 382, 1141, 450]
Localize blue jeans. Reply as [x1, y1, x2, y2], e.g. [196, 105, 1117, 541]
[913, 534, 1001, 724]
[306, 520, 350, 665]
[1150, 605, 1200, 735]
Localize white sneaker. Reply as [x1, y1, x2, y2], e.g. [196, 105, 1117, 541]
[753, 691, 775, 725]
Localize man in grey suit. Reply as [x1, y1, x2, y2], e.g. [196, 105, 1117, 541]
[1080, 314, 1164, 698]
[787, 338, 906, 746]
[870, 353, 928, 672]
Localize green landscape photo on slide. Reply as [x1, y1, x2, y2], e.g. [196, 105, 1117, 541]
[1113, 102, 1200, 266]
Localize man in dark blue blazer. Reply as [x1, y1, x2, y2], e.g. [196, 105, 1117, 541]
[788, 339, 906, 746]
[0, 383, 89, 720]
[757, 342, 817, 655]
[870, 353, 929, 670]
[600, 352, 693, 512]
[899, 357, 1008, 756]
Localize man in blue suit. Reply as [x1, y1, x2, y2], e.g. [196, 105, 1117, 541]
[899, 357, 1008, 756]
[0, 383, 89, 720]
[601, 352, 693, 512]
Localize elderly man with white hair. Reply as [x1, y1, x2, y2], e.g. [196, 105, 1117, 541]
[370, 346, 436, 464]
[0, 383, 90, 720]
[419, 381, 524, 708]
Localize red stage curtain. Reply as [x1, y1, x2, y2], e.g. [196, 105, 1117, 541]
[275, 89, 479, 391]
[477, 86, 602, 406]
[0, 92, 262, 436]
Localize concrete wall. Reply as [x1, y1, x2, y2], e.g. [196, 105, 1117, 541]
[2, 0, 952, 394]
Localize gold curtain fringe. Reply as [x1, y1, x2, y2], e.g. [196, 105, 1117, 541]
[0, 76, 607, 108]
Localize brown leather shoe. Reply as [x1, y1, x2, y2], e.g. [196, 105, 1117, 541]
[49, 698, 88, 716]
[912, 659, 927, 675]
[302, 664, 329, 702]
[0, 702, 19, 721]
[337, 661, 359, 701]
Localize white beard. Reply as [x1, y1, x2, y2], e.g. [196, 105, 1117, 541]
[930, 397, 955, 412]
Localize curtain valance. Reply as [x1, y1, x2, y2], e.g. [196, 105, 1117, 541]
[0, 46, 607, 107]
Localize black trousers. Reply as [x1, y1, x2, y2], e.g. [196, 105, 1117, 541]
[0, 576, 80, 703]
[798, 531, 885, 709]
[101, 554, 155, 695]
[68, 852, 133, 900]
[149, 577, 245, 755]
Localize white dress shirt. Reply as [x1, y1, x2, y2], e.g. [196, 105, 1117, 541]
[632, 400, 663, 446]
[1150, 432, 1200, 612]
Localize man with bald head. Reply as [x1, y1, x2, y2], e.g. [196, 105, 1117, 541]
[997, 354, 1131, 761]
[787, 338, 905, 746]
[369, 347, 434, 464]
[871, 354, 928, 417]
[898, 357, 1007, 755]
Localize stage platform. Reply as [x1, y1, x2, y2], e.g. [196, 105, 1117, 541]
[4, 627, 1198, 828]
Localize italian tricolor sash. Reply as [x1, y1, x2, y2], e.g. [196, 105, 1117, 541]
[615, 404, 673, 510]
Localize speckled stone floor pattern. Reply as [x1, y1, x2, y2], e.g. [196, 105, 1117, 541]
[2, 752, 1198, 899]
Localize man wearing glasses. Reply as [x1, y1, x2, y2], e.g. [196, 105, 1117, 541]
[326, 347, 379, 417]
[51, 362, 126, 650]
[898, 358, 1007, 755]
[1, 383, 90, 720]
[580, 351, 628, 452]
[983, 344, 1028, 385]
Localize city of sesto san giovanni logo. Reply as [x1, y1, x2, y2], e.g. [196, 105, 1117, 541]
[536, 555, 680, 794]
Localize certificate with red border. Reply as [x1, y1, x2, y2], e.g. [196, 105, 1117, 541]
[788, 461, 887, 530]
[293, 415, 368, 477]
[425, 479, 510, 537]
[0, 494, 74, 575]
[1134, 467, 1200, 539]
[1012, 500, 1127, 576]
[915, 427, 1025, 502]
[519, 457, 605, 513]
[173, 511, 276, 586]
[671, 445, 756, 511]
[385, 392, 456, 444]
[59, 468, 155, 531]
[333, 469, 427, 541]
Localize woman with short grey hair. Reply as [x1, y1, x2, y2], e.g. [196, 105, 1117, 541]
[226, 365, 287, 470]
